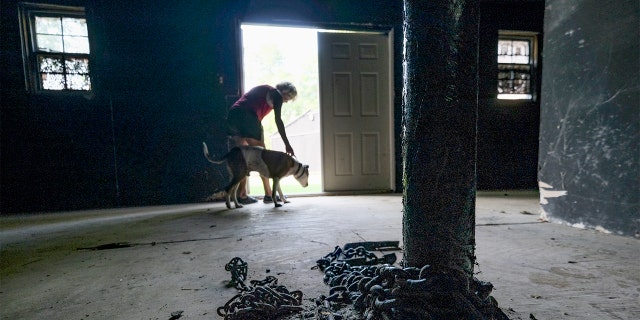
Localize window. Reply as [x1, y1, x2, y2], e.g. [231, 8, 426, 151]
[19, 3, 91, 93]
[497, 31, 538, 100]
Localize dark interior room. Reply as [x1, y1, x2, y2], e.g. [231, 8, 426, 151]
[1, 0, 638, 319]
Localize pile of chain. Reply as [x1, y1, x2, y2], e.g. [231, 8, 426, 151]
[315, 246, 396, 271]
[217, 257, 304, 320]
[314, 247, 509, 320]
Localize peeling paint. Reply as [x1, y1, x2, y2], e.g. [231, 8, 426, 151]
[539, 207, 550, 222]
[538, 181, 568, 205]
[571, 222, 587, 229]
[594, 226, 613, 234]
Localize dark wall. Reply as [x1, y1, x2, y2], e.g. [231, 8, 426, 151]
[1, 0, 545, 213]
[1, 0, 118, 211]
[477, 0, 545, 190]
[0, 0, 403, 213]
[539, 0, 639, 236]
[1, 0, 237, 212]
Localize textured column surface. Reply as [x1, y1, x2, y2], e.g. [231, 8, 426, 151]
[402, 0, 479, 278]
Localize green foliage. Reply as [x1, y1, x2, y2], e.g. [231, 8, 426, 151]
[241, 25, 320, 144]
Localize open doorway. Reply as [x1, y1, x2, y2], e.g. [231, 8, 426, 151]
[240, 24, 322, 195]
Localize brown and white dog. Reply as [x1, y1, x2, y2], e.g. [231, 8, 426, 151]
[202, 142, 309, 208]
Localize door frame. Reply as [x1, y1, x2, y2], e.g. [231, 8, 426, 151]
[236, 21, 396, 193]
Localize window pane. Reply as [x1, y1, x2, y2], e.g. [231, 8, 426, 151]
[41, 73, 65, 90]
[498, 34, 535, 100]
[38, 56, 64, 72]
[65, 58, 90, 74]
[511, 41, 530, 64]
[498, 63, 531, 96]
[64, 36, 90, 53]
[62, 18, 87, 36]
[35, 16, 62, 35]
[498, 79, 531, 94]
[497, 39, 530, 64]
[498, 40, 512, 63]
[67, 74, 91, 90]
[512, 41, 529, 58]
[36, 34, 63, 52]
[25, 8, 92, 92]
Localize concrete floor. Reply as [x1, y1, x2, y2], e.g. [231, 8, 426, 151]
[1, 193, 638, 319]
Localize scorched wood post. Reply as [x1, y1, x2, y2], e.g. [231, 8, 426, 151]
[402, 0, 479, 280]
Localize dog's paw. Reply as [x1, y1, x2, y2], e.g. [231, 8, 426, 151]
[235, 204, 244, 208]
[275, 203, 283, 208]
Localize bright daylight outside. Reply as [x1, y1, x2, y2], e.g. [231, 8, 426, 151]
[241, 24, 322, 195]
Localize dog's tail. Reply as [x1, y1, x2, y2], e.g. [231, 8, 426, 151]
[202, 142, 226, 164]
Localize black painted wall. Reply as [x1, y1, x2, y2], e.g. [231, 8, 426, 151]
[1, 0, 543, 213]
[539, 0, 639, 237]
[0, 0, 404, 212]
[478, 0, 545, 190]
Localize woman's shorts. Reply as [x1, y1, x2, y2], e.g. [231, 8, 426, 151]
[226, 108, 263, 141]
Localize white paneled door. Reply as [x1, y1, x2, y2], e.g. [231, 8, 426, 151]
[318, 31, 394, 192]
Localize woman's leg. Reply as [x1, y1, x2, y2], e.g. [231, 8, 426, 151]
[226, 109, 262, 203]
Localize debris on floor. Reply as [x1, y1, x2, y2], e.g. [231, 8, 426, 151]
[169, 310, 183, 320]
[310, 243, 510, 320]
[217, 257, 304, 320]
[77, 242, 133, 250]
[216, 243, 511, 319]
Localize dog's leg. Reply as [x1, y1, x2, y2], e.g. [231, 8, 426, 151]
[225, 193, 232, 209]
[224, 186, 232, 209]
[271, 178, 282, 208]
[276, 184, 289, 204]
[230, 182, 243, 208]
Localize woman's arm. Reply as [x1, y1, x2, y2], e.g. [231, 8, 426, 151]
[271, 90, 295, 156]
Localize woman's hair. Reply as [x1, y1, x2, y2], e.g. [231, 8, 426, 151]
[276, 82, 297, 98]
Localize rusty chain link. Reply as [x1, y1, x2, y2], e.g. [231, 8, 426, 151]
[313, 246, 508, 320]
[224, 257, 249, 291]
[313, 245, 397, 273]
[217, 257, 304, 320]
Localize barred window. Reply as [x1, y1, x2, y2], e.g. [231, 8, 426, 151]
[19, 3, 91, 93]
[497, 32, 537, 100]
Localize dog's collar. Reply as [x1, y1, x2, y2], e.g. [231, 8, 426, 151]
[294, 162, 305, 179]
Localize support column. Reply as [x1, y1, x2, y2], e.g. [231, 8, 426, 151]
[402, 0, 479, 279]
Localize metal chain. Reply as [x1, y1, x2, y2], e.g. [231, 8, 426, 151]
[225, 257, 249, 291]
[314, 248, 508, 320]
[217, 257, 304, 320]
[313, 245, 397, 273]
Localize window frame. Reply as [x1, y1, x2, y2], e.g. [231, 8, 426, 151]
[497, 30, 539, 102]
[18, 2, 92, 94]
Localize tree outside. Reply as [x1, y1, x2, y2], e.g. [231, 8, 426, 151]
[241, 25, 322, 194]
[241, 24, 320, 150]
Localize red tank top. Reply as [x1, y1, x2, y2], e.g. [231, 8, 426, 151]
[231, 85, 275, 121]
